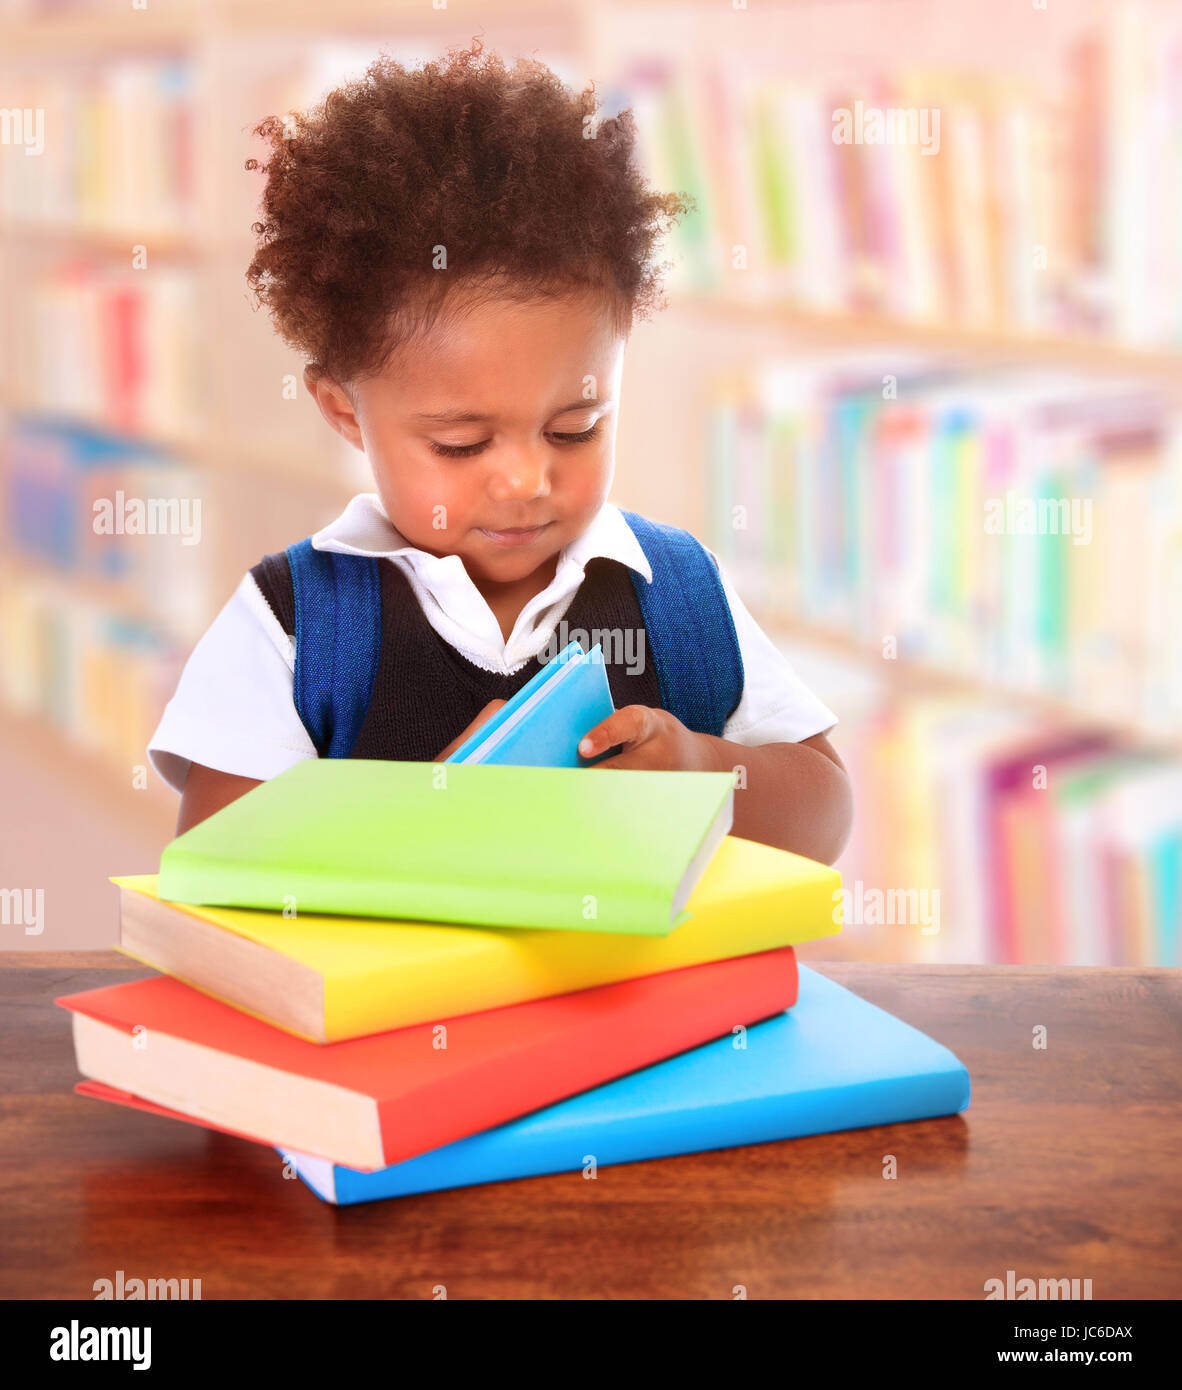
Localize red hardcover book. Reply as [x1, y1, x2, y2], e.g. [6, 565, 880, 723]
[58, 947, 797, 1171]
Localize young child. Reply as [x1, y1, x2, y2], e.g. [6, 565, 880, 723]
[149, 42, 852, 863]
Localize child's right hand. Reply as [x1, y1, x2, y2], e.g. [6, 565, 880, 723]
[435, 699, 506, 761]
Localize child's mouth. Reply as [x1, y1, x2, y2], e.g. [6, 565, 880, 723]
[477, 522, 554, 547]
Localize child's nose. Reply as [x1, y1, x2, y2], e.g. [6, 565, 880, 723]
[485, 447, 552, 503]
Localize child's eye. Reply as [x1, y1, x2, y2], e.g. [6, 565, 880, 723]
[547, 422, 602, 446]
[428, 421, 602, 459]
[428, 440, 490, 459]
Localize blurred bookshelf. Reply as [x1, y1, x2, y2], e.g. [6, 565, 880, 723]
[673, 300, 1182, 386]
[1, 0, 1179, 961]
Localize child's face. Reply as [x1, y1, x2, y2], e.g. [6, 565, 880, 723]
[311, 288, 624, 592]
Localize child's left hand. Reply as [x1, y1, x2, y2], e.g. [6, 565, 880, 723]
[578, 705, 721, 773]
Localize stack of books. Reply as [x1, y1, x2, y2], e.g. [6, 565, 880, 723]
[57, 660, 969, 1206]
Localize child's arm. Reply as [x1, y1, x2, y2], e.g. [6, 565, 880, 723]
[177, 764, 263, 836]
[172, 700, 507, 836]
[578, 707, 852, 865]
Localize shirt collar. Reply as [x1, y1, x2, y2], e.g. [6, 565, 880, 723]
[310, 493, 654, 584]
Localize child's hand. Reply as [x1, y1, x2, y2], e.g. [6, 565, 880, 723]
[578, 706, 722, 773]
[436, 699, 506, 761]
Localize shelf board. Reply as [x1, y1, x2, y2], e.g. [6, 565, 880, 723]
[226, 0, 583, 30]
[0, 223, 199, 260]
[0, 393, 199, 457]
[0, 0, 583, 55]
[670, 297, 1182, 384]
[203, 434, 367, 499]
[7, 228, 1181, 388]
[0, 396, 359, 500]
[760, 609, 1181, 751]
[0, 550, 168, 632]
[0, 9, 205, 56]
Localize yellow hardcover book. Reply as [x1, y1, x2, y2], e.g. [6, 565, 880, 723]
[113, 835, 841, 1043]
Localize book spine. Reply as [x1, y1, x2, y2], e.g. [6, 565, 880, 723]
[158, 853, 682, 938]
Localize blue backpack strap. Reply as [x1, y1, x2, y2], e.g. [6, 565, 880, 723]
[619, 511, 744, 737]
[285, 538, 383, 758]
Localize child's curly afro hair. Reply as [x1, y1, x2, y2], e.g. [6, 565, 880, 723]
[244, 39, 690, 387]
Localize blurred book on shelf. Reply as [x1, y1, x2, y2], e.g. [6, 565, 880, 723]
[707, 355, 1182, 740]
[606, 6, 1182, 348]
[1, 416, 212, 637]
[4, 261, 201, 443]
[0, 58, 195, 239]
[0, 417, 211, 790]
[815, 692, 1182, 967]
[0, 572, 186, 794]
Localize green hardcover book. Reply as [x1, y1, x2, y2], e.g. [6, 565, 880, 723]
[158, 760, 737, 936]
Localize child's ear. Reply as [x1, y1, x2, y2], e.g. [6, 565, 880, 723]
[304, 367, 365, 451]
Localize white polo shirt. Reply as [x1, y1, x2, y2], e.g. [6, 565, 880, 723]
[147, 495, 838, 791]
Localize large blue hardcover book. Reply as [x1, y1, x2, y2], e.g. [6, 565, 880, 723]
[445, 640, 614, 768]
[281, 966, 971, 1205]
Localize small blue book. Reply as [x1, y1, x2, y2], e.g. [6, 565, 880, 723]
[445, 640, 615, 767]
[281, 966, 971, 1205]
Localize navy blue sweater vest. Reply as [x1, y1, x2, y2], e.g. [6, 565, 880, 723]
[251, 551, 664, 762]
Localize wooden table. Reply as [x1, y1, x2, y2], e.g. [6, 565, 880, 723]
[2, 953, 1179, 1300]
